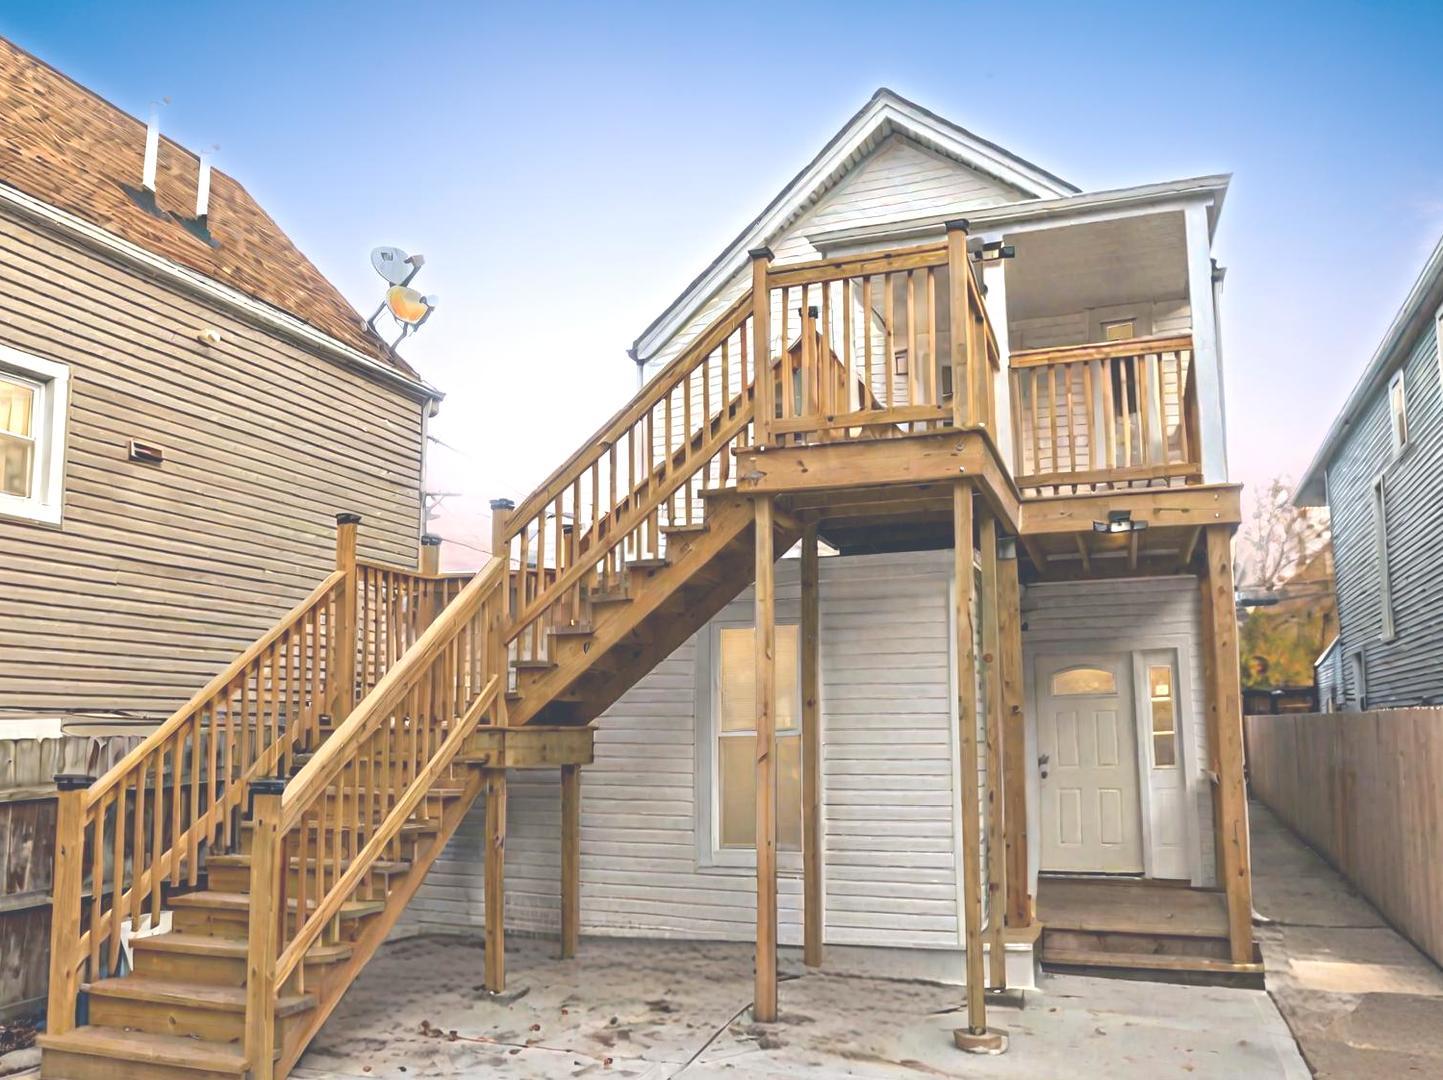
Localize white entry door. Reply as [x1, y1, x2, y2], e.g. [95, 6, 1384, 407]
[1037, 656, 1144, 873]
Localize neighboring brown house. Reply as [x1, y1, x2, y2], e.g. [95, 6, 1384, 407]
[0, 38, 440, 735]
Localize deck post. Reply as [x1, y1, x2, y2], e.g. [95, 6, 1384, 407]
[333, 512, 361, 720]
[484, 768, 508, 991]
[978, 512, 1007, 990]
[45, 773, 91, 1037]
[753, 494, 779, 1022]
[750, 248, 774, 446]
[997, 540, 1031, 928]
[801, 523, 823, 968]
[1204, 525, 1254, 964]
[560, 763, 581, 959]
[946, 220, 971, 428]
[490, 498, 515, 725]
[244, 778, 285, 1080]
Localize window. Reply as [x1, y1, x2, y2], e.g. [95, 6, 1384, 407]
[1348, 649, 1368, 710]
[1147, 664, 1178, 767]
[1050, 666, 1117, 696]
[1388, 370, 1408, 456]
[1374, 478, 1395, 640]
[715, 625, 802, 851]
[0, 346, 69, 525]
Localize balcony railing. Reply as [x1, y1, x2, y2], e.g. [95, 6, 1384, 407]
[1008, 334, 1201, 496]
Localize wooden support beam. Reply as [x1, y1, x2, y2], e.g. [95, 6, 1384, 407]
[801, 524, 823, 968]
[1179, 525, 1203, 570]
[1127, 529, 1140, 571]
[1204, 526, 1254, 964]
[997, 543, 1031, 928]
[1072, 533, 1091, 574]
[1020, 536, 1049, 572]
[953, 481, 987, 1034]
[753, 495, 779, 1022]
[560, 764, 581, 959]
[484, 769, 507, 992]
[979, 512, 1007, 990]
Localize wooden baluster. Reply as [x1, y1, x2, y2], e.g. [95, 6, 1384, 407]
[149, 750, 165, 922]
[1027, 369, 1042, 484]
[971, 271, 989, 432]
[778, 286, 791, 427]
[1173, 352, 1191, 466]
[170, 731, 183, 885]
[906, 269, 919, 421]
[862, 275, 874, 409]
[842, 276, 854, 420]
[109, 774, 125, 972]
[820, 279, 833, 436]
[926, 267, 938, 416]
[1047, 365, 1061, 481]
[130, 760, 146, 929]
[89, 794, 105, 977]
[1102, 357, 1117, 472]
[1081, 359, 1096, 473]
[1138, 350, 1153, 466]
[884, 273, 896, 411]
[1120, 355, 1134, 469]
[739, 319, 749, 409]
[1064, 361, 1077, 480]
[798, 290, 813, 428]
[1009, 370, 1024, 476]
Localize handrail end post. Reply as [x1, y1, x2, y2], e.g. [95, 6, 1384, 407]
[245, 778, 285, 1080]
[46, 773, 92, 1037]
[749, 249, 775, 446]
[334, 514, 361, 720]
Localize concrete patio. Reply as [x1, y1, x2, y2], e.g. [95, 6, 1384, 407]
[293, 935, 1307, 1078]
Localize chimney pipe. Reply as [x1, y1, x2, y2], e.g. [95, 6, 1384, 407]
[195, 149, 212, 224]
[141, 103, 161, 193]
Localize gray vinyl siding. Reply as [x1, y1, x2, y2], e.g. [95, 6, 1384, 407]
[0, 208, 426, 721]
[1325, 313, 1443, 707]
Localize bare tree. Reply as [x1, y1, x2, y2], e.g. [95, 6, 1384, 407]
[1238, 476, 1331, 591]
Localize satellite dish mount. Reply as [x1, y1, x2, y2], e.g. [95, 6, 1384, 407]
[367, 246, 438, 346]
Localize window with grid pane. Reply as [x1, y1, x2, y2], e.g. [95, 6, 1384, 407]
[716, 624, 802, 850]
[0, 374, 36, 499]
[1148, 664, 1178, 767]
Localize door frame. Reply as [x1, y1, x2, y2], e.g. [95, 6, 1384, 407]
[1028, 642, 1204, 885]
[1032, 651, 1144, 874]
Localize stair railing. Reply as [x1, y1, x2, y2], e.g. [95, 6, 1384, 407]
[44, 569, 348, 1034]
[497, 292, 758, 662]
[243, 560, 505, 1075]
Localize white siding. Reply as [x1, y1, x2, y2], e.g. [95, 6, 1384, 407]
[1021, 576, 1215, 887]
[406, 550, 969, 952]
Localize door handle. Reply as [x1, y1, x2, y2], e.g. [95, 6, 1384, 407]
[1038, 753, 1050, 780]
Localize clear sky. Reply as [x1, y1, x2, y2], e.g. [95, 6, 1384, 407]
[5, 2, 1442, 566]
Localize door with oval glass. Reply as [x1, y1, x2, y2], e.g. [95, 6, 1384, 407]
[1037, 655, 1143, 873]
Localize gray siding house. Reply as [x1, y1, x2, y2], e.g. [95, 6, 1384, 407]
[1297, 234, 1443, 709]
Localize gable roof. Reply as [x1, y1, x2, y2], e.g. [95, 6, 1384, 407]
[0, 36, 419, 380]
[1295, 232, 1443, 505]
[631, 87, 1078, 363]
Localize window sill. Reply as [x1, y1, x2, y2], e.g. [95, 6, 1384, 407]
[0, 496, 64, 527]
[697, 855, 804, 878]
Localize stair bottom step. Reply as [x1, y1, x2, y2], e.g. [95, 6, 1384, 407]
[40, 1025, 253, 1078]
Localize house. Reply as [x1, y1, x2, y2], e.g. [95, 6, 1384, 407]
[1296, 234, 1443, 710]
[0, 37, 440, 739]
[41, 89, 1252, 1077]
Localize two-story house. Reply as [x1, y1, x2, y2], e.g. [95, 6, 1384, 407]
[0, 37, 440, 739]
[1296, 234, 1443, 710]
[40, 89, 1253, 1077]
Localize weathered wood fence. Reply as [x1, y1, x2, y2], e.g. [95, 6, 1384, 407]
[0, 736, 138, 1019]
[1245, 709, 1443, 967]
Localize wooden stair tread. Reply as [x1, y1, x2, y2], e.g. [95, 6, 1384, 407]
[586, 591, 631, 605]
[169, 890, 385, 918]
[549, 624, 594, 637]
[38, 1025, 250, 1074]
[1041, 945, 1262, 974]
[130, 931, 351, 962]
[626, 557, 670, 570]
[82, 974, 314, 1016]
[661, 522, 708, 536]
[513, 658, 556, 671]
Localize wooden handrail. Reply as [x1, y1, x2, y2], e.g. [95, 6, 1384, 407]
[1008, 334, 1194, 369]
[84, 570, 347, 810]
[765, 243, 949, 290]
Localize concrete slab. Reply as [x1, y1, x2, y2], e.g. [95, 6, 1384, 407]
[296, 934, 1308, 1079]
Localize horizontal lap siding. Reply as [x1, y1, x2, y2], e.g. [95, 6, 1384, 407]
[0, 211, 424, 719]
[1326, 317, 1443, 707]
[1022, 576, 1215, 884]
[406, 550, 965, 951]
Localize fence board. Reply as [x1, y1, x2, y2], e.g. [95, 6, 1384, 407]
[1246, 709, 1443, 967]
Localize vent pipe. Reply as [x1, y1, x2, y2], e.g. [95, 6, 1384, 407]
[195, 148, 213, 224]
[141, 103, 161, 193]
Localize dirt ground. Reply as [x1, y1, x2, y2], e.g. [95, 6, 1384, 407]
[294, 933, 1306, 1078]
[1250, 798, 1443, 1079]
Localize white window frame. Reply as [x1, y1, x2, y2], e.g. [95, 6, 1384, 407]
[1348, 649, 1368, 711]
[1373, 476, 1395, 641]
[0, 344, 69, 526]
[1387, 369, 1409, 458]
[694, 619, 804, 873]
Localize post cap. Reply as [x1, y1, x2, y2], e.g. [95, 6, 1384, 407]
[489, 498, 515, 512]
[944, 218, 971, 233]
[748, 246, 775, 261]
[249, 776, 287, 797]
[421, 533, 442, 547]
[54, 773, 93, 791]
[336, 512, 362, 526]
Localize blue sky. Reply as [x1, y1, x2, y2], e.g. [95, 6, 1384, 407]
[5, 2, 1442, 562]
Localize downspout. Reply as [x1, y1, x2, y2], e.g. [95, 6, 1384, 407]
[628, 346, 645, 391]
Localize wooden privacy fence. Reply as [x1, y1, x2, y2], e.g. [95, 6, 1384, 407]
[1246, 709, 1443, 966]
[0, 736, 139, 1019]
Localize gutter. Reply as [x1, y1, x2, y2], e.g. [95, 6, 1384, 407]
[0, 179, 443, 404]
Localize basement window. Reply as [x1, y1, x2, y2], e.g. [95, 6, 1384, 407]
[0, 346, 69, 526]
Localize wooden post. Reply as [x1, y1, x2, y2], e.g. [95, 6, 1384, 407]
[753, 495, 778, 1022]
[997, 541, 1031, 928]
[245, 778, 286, 1080]
[946, 219, 971, 428]
[978, 512, 1007, 990]
[800, 523, 823, 968]
[1204, 525, 1254, 964]
[560, 763, 581, 959]
[484, 768, 508, 991]
[750, 248, 774, 446]
[490, 499, 514, 726]
[419, 533, 441, 576]
[1198, 574, 1227, 888]
[45, 773, 91, 1037]
[334, 513, 361, 720]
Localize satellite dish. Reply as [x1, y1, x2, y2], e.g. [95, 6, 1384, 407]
[371, 246, 414, 285]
